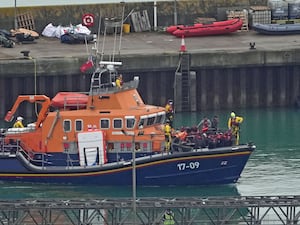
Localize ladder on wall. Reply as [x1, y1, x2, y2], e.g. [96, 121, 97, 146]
[175, 53, 191, 112]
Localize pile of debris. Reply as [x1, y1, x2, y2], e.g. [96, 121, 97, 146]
[0, 28, 39, 48]
[0, 29, 14, 48]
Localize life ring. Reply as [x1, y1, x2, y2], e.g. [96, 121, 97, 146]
[82, 14, 95, 27]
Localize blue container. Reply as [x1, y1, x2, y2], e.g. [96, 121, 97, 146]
[288, 0, 300, 19]
[268, 0, 289, 19]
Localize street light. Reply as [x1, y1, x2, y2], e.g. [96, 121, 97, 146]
[174, 0, 178, 25]
[121, 129, 143, 225]
[14, 0, 18, 30]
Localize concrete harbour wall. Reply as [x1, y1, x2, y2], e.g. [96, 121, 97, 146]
[0, 50, 300, 118]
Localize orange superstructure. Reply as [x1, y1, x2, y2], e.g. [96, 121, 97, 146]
[4, 61, 166, 155]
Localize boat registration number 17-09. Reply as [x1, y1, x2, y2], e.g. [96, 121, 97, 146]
[177, 162, 200, 171]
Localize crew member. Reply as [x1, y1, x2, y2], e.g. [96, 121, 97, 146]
[227, 112, 243, 145]
[164, 120, 172, 152]
[162, 208, 175, 225]
[116, 74, 123, 88]
[165, 99, 174, 127]
[13, 116, 24, 128]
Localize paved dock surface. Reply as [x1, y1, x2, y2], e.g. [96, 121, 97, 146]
[1, 30, 300, 60]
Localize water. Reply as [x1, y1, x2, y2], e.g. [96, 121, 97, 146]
[174, 107, 300, 196]
[0, 107, 299, 199]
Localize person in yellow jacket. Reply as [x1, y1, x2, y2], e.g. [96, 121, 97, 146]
[116, 74, 123, 89]
[227, 112, 243, 145]
[164, 120, 172, 152]
[165, 99, 174, 127]
[162, 208, 175, 225]
[13, 116, 24, 128]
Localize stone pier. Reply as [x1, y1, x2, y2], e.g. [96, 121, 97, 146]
[1, 32, 300, 117]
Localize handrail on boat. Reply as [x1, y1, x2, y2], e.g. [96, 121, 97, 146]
[90, 76, 139, 95]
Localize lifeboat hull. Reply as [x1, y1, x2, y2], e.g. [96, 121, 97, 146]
[0, 144, 255, 185]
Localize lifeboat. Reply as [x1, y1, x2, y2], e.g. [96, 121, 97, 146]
[168, 18, 243, 37]
[166, 18, 240, 34]
[0, 21, 256, 186]
[51, 92, 88, 109]
[252, 23, 300, 35]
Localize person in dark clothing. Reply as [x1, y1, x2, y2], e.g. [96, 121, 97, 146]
[211, 115, 219, 131]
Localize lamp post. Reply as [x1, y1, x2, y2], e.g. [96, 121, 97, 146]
[174, 0, 177, 25]
[121, 130, 137, 225]
[132, 134, 137, 225]
[14, 0, 18, 30]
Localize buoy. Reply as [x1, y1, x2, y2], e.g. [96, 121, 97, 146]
[180, 35, 186, 52]
[82, 14, 95, 27]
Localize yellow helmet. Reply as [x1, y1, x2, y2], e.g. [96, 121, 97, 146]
[230, 112, 236, 118]
[17, 116, 24, 121]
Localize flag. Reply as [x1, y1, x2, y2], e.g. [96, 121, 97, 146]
[80, 58, 93, 73]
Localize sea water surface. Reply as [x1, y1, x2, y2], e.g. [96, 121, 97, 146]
[0, 107, 299, 199]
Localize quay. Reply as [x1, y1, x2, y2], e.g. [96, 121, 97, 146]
[1, 30, 300, 115]
[1, 30, 300, 72]
[0, 195, 299, 224]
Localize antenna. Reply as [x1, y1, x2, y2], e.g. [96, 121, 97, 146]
[96, 15, 102, 55]
[100, 20, 107, 63]
[118, 1, 125, 57]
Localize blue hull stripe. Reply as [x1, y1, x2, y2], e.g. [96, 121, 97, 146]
[0, 151, 251, 178]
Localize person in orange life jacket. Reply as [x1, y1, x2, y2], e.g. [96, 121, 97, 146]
[197, 116, 211, 133]
[13, 116, 24, 128]
[227, 111, 243, 145]
[175, 128, 187, 142]
[165, 99, 174, 127]
[116, 74, 123, 88]
[164, 120, 172, 152]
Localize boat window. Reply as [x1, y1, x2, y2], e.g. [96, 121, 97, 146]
[75, 120, 83, 132]
[138, 119, 144, 128]
[147, 116, 155, 125]
[147, 113, 156, 126]
[63, 120, 71, 132]
[100, 119, 110, 129]
[139, 115, 147, 128]
[107, 142, 114, 151]
[125, 116, 136, 129]
[113, 118, 122, 129]
[156, 112, 165, 124]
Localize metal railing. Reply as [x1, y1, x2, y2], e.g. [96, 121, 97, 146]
[0, 195, 298, 225]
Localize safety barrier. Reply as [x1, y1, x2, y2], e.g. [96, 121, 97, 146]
[0, 195, 299, 224]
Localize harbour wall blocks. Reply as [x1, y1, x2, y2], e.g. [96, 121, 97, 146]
[2, 49, 300, 76]
[1, 49, 300, 118]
